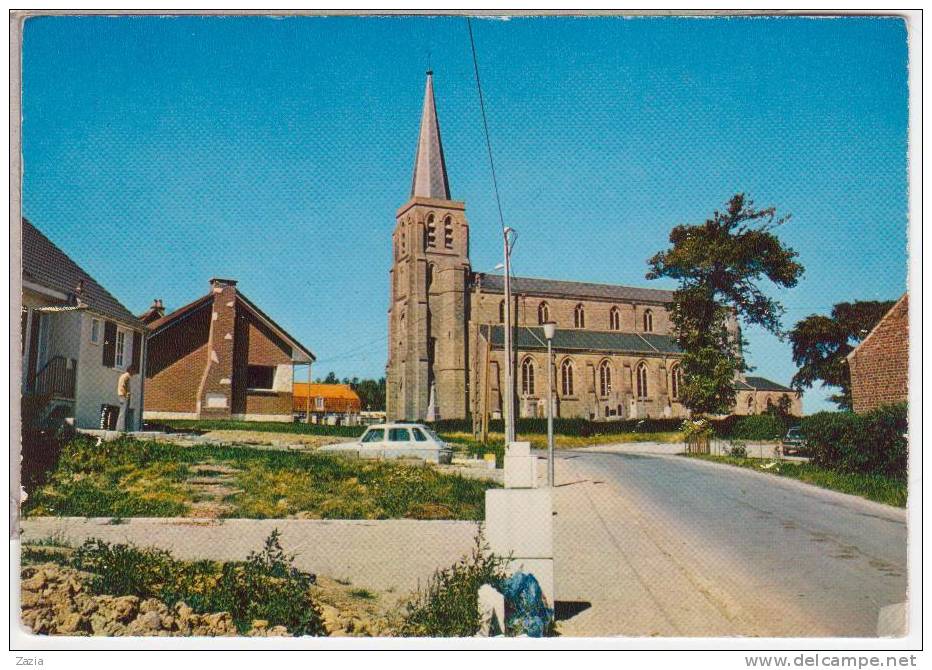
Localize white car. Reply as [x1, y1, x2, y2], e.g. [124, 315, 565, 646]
[319, 423, 453, 464]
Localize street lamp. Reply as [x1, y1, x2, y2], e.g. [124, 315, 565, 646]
[542, 320, 556, 486]
[502, 227, 518, 445]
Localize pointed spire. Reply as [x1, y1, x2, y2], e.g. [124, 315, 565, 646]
[410, 71, 451, 200]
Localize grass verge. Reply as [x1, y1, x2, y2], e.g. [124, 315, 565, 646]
[24, 436, 495, 520]
[686, 454, 907, 508]
[152, 419, 362, 438]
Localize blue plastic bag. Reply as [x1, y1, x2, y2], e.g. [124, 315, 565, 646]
[500, 571, 554, 637]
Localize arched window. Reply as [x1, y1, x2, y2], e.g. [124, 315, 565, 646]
[670, 364, 683, 400]
[425, 214, 437, 248]
[560, 359, 575, 396]
[400, 229, 407, 256]
[598, 360, 612, 397]
[521, 357, 536, 396]
[443, 216, 454, 249]
[538, 301, 550, 325]
[636, 362, 649, 399]
[574, 304, 585, 329]
[643, 309, 654, 333]
[609, 306, 620, 331]
[498, 300, 505, 324]
[747, 395, 754, 412]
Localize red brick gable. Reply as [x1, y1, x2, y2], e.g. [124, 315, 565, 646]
[848, 294, 909, 413]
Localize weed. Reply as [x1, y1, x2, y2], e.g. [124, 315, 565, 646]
[349, 588, 377, 600]
[70, 530, 325, 636]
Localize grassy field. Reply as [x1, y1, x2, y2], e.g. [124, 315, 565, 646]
[687, 454, 907, 508]
[24, 436, 495, 520]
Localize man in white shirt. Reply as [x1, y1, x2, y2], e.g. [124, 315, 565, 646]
[115, 364, 137, 432]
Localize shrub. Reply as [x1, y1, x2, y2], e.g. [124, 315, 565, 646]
[400, 532, 510, 637]
[711, 414, 791, 441]
[801, 403, 907, 480]
[71, 530, 325, 636]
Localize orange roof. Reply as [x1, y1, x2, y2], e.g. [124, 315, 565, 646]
[293, 383, 361, 401]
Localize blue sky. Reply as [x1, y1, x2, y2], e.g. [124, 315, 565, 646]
[22, 15, 909, 412]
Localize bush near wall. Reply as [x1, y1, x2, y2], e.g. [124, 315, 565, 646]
[711, 414, 795, 441]
[800, 403, 908, 480]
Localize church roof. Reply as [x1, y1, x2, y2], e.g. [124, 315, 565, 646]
[737, 376, 794, 392]
[410, 71, 451, 200]
[483, 325, 681, 356]
[475, 273, 674, 305]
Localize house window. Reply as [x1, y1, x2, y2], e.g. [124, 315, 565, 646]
[671, 364, 683, 400]
[521, 357, 536, 396]
[643, 309, 654, 333]
[315, 396, 325, 410]
[91, 318, 100, 344]
[598, 360, 612, 397]
[247, 365, 275, 390]
[574, 304, 585, 329]
[538, 302, 549, 325]
[636, 362, 649, 399]
[426, 214, 437, 248]
[498, 300, 505, 324]
[561, 359, 575, 396]
[443, 216, 454, 249]
[115, 331, 126, 368]
[609, 306, 620, 331]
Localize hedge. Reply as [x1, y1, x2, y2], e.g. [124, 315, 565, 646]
[711, 414, 795, 441]
[429, 416, 684, 437]
[800, 403, 907, 480]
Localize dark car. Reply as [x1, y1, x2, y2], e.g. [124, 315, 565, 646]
[781, 427, 807, 456]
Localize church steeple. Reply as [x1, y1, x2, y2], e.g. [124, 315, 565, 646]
[410, 71, 451, 200]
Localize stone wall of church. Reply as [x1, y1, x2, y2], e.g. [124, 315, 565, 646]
[471, 343, 689, 422]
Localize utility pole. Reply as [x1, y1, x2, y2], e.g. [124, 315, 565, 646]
[502, 227, 516, 445]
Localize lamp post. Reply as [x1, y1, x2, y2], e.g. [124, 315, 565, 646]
[502, 227, 517, 445]
[542, 320, 556, 486]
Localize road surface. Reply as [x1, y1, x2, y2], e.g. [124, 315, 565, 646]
[551, 446, 908, 637]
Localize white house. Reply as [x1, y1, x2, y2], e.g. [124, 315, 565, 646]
[21, 218, 147, 430]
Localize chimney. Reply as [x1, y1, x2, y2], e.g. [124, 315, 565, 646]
[139, 298, 166, 325]
[210, 278, 238, 292]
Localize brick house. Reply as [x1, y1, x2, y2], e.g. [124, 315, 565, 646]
[847, 294, 909, 413]
[21, 218, 147, 430]
[293, 383, 362, 425]
[142, 278, 314, 422]
[734, 377, 803, 417]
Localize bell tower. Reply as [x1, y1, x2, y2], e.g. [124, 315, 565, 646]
[386, 71, 471, 421]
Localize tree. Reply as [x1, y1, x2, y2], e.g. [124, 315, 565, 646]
[322, 371, 339, 384]
[789, 300, 895, 410]
[352, 377, 386, 411]
[647, 193, 804, 415]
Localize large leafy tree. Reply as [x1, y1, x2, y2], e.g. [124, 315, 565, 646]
[647, 194, 804, 415]
[789, 300, 895, 410]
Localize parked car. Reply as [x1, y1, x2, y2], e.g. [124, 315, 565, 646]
[781, 426, 807, 456]
[319, 423, 453, 464]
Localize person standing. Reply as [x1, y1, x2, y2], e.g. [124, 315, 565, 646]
[116, 364, 137, 432]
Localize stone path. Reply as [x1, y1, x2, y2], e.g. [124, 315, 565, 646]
[186, 463, 241, 518]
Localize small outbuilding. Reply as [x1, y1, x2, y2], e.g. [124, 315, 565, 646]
[293, 383, 362, 426]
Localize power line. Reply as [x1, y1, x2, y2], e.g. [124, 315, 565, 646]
[466, 17, 507, 237]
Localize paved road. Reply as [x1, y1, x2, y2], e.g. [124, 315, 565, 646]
[551, 446, 908, 637]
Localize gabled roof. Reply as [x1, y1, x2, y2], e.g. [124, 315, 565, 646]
[145, 294, 212, 334]
[737, 376, 794, 392]
[845, 293, 908, 361]
[476, 273, 674, 305]
[483, 324, 681, 356]
[410, 71, 451, 200]
[22, 218, 142, 328]
[146, 289, 315, 363]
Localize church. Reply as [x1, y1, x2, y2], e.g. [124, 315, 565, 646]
[386, 72, 800, 423]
